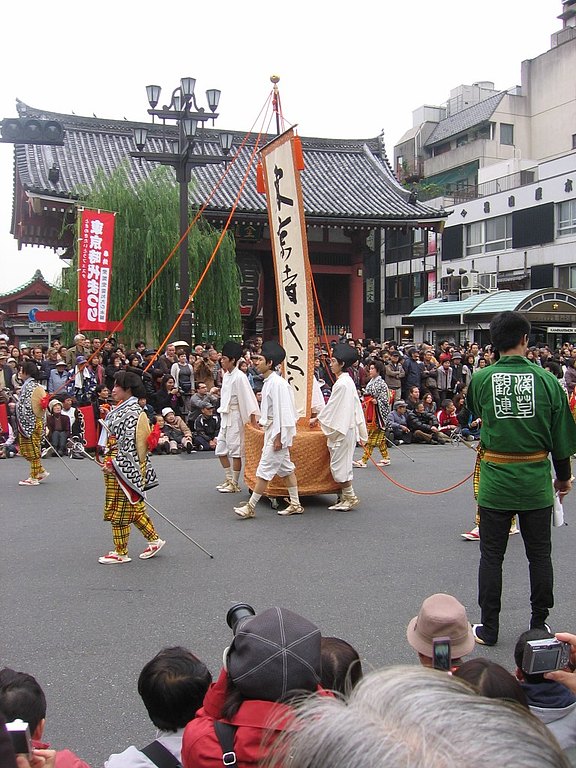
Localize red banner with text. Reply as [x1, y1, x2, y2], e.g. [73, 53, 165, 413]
[78, 209, 115, 331]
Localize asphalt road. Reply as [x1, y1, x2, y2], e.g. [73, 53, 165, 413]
[2, 440, 575, 765]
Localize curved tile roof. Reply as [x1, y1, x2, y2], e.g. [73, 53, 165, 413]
[12, 102, 446, 228]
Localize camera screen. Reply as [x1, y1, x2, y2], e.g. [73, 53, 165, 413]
[531, 647, 561, 674]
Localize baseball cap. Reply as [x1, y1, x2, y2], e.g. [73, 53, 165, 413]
[227, 607, 321, 701]
[161, 407, 174, 417]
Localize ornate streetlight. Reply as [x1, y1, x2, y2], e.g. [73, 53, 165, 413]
[131, 78, 234, 344]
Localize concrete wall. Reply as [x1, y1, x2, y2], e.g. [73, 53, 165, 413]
[522, 36, 576, 161]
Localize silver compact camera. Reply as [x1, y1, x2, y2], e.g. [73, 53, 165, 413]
[522, 638, 571, 675]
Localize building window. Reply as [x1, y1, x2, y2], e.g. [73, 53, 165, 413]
[466, 215, 512, 255]
[558, 199, 576, 236]
[572, 134, 576, 150]
[433, 142, 451, 157]
[466, 222, 484, 255]
[485, 215, 512, 252]
[500, 123, 514, 145]
[456, 134, 468, 147]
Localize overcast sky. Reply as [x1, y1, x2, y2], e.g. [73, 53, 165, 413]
[0, 1, 560, 292]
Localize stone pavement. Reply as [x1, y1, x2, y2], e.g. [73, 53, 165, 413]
[2, 441, 575, 765]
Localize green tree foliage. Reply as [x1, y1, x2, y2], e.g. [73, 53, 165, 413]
[51, 163, 241, 347]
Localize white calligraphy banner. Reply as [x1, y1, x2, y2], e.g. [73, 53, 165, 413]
[260, 129, 313, 418]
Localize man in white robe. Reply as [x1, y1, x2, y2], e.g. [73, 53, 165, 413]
[234, 341, 303, 518]
[215, 341, 260, 493]
[318, 344, 368, 510]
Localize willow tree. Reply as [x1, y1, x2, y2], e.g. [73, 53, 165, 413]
[52, 163, 241, 347]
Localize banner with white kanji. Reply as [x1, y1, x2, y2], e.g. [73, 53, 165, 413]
[260, 128, 313, 418]
[78, 209, 115, 331]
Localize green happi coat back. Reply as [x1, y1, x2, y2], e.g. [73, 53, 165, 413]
[466, 355, 576, 510]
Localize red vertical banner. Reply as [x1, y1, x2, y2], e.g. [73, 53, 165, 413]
[78, 209, 116, 331]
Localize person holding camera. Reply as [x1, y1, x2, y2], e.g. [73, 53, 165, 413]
[181, 604, 326, 768]
[514, 628, 576, 750]
[467, 311, 576, 647]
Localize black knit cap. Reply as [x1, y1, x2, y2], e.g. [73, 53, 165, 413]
[227, 607, 321, 701]
[222, 341, 243, 361]
[261, 340, 286, 366]
[332, 343, 358, 368]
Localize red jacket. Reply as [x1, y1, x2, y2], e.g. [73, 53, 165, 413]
[182, 669, 324, 768]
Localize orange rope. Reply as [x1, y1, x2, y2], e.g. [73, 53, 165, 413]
[362, 446, 475, 495]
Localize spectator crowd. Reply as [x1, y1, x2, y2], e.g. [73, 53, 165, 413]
[2, 330, 576, 460]
[2, 595, 576, 767]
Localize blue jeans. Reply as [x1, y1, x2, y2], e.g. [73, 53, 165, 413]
[478, 505, 553, 642]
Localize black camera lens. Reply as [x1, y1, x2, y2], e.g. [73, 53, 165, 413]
[226, 602, 256, 632]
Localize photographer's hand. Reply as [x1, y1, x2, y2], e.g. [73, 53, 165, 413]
[17, 749, 57, 768]
[544, 632, 576, 691]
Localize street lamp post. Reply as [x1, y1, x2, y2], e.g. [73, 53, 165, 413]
[131, 78, 234, 345]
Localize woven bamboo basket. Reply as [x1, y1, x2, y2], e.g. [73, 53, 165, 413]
[244, 421, 340, 496]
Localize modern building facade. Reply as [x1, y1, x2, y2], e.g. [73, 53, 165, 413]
[389, 0, 576, 346]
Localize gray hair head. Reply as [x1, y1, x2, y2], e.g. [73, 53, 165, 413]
[263, 665, 569, 768]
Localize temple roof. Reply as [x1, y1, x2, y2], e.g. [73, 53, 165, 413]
[0, 269, 54, 299]
[11, 101, 446, 230]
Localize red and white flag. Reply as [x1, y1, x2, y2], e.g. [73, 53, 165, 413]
[78, 209, 115, 331]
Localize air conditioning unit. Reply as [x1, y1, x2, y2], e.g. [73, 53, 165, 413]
[478, 272, 498, 291]
[461, 273, 479, 290]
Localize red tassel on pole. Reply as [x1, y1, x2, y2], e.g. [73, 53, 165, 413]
[256, 162, 266, 194]
[293, 136, 305, 171]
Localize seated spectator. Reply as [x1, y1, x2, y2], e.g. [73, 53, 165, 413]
[404, 385, 421, 411]
[406, 401, 450, 444]
[152, 415, 171, 454]
[387, 400, 412, 444]
[437, 399, 459, 437]
[406, 593, 475, 669]
[457, 403, 482, 441]
[0, 419, 18, 459]
[514, 628, 576, 750]
[193, 401, 220, 452]
[187, 382, 219, 428]
[47, 360, 69, 395]
[152, 375, 183, 416]
[60, 396, 85, 445]
[0, 667, 90, 768]
[161, 407, 194, 453]
[265, 665, 568, 768]
[105, 647, 212, 768]
[453, 658, 528, 708]
[181, 606, 325, 768]
[320, 637, 363, 696]
[45, 400, 71, 456]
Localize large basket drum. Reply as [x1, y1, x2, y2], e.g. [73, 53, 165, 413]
[243, 421, 340, 496]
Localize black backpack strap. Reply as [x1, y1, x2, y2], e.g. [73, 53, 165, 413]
[213, 721, 239, 767]
[141, 740, 182, 768]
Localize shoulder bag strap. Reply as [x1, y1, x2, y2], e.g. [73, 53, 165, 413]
[213, 720, 239, 767]
[141, 740, 182, 768]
